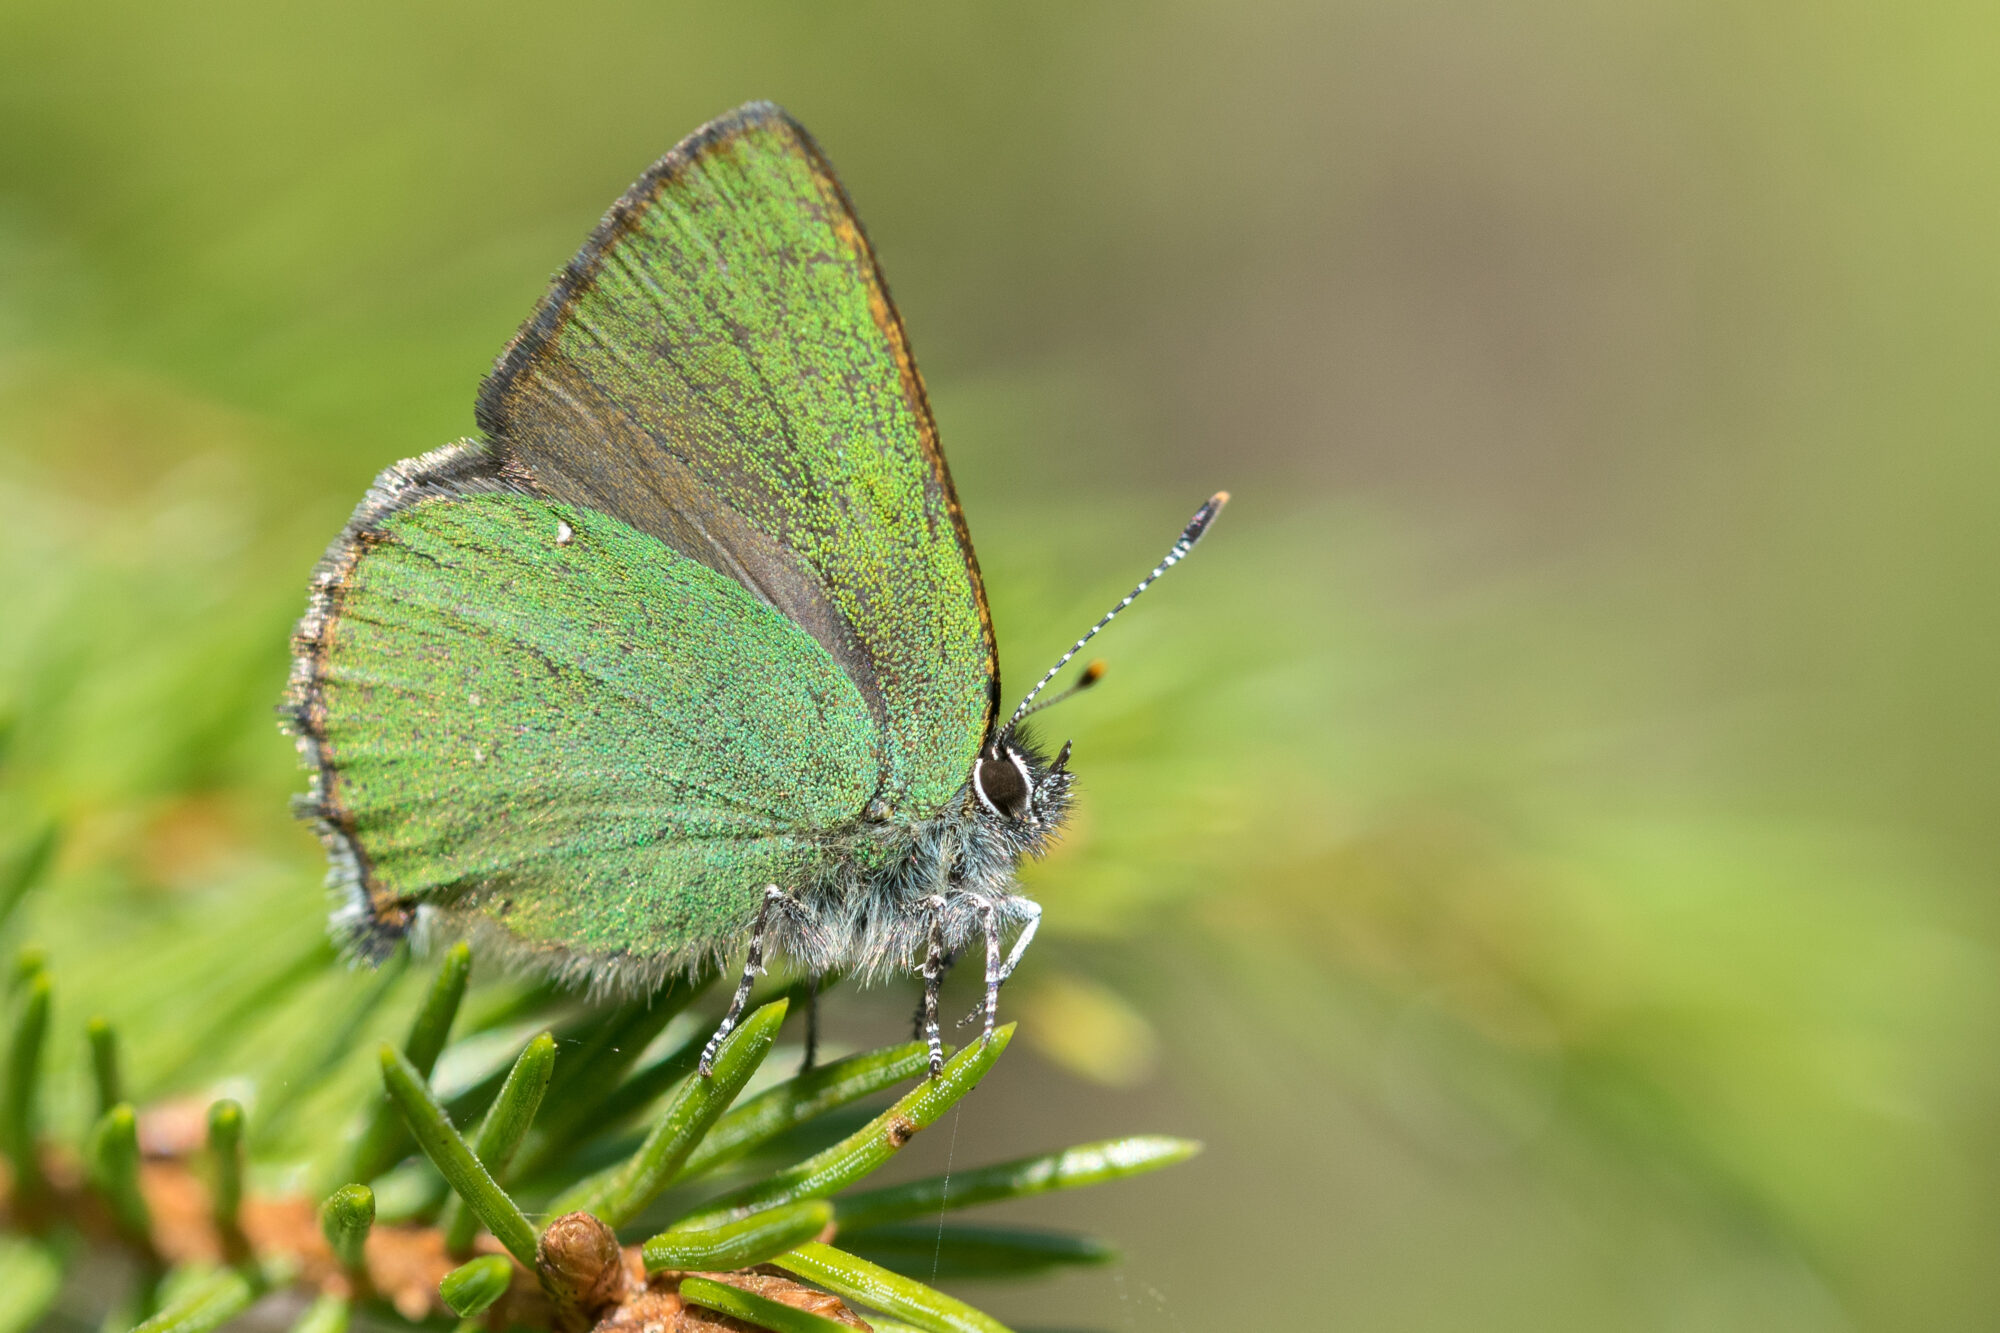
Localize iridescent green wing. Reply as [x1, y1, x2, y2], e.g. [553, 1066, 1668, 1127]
[476, 101, 997, 815]
[294, 471, 881, 975]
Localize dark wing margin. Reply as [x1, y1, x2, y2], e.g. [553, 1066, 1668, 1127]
[472, 102, 999, 807]
[285, 441, 514, 957]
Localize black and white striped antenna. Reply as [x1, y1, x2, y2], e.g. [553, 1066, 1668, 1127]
[1004, 491, 1229, 733]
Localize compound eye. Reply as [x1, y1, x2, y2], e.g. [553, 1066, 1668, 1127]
[973, 749, 1034, 822]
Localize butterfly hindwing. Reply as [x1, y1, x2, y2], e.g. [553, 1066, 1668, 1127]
[476, 101, 997, 815]
[300, 480, 880, 976]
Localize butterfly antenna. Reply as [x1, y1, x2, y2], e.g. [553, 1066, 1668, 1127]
[1018, 658, 1107, 720]
[1005, 491, 1229, 732]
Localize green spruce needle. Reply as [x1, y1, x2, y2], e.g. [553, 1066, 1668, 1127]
[641, 1198, 832, 1272]
[563, 1029, 703, 1137]
[88, 1104, 151, 1241]
[0, 1233, 64, 1333]
[679, 1024, 1013, 1230]
[8, 947, 45, 992]
[438, 1254, 515, 1317]
[404, 943, 474, 1076]
[379, 1044, 538, 1266]
[3, 970, 49, 1202]
[130, 1266, 262, 1333]
[677, 1276, 855, 1333]
[0, 823, 58, 935]
[560, 998, 785, 1227]
[838, 1223, 1113, 1278]
[87, 1017, 121, 1116]
[205, 1100, 245, 1238]
[319, 1184, 375, 1277]
[441, 1031, 556, 1254]
[0, 932, 1192, 1333]
[287, 1292, 350, 1333]
[511, 984, 696, 1180]
[771, 1242, 1011, 1333]
[678, 1040, 929, 1181]
[274, 951, 406, 1155]
[834, 1134, 1199, 1231]
[343, 943, 472, 1185]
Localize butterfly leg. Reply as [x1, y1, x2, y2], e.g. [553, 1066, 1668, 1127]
[977, 902, 1002, 1041]
[701, 885, 787, 1078]
[912, 948, 957, 1038]
[957, 898, 1042, 1030]
[800, 971, 822, 1074]
[995, 898, 1042, 988]
[918, 894, 952, 1076]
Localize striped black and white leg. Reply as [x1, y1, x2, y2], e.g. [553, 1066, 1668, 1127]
[918, 895, 951, 1076]
[994, 899, 1042, 988]
[700, 885, 786, 1078]
[959, 898, 1042, 1029]
[911, 944, 955, 1038]
[978, 901, 1001, 1040]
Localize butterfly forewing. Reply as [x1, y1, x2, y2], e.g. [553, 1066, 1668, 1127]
[476, 102, 997, 815]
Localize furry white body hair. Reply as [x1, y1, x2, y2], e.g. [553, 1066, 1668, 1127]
[394, 744, 1070, 1000]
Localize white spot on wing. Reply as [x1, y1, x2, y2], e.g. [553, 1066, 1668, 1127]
[556, 519, 575, 546]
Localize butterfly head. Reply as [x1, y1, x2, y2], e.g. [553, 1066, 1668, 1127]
[966, 491, 1226, 832]
[970, 732, 1073, 833]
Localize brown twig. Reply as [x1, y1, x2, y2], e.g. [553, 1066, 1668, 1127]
[3, 1149, 870, 1331]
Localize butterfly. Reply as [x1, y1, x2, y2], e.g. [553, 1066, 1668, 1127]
[283, 102, 1224, 1075]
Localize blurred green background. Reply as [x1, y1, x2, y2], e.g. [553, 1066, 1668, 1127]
[4, 3, 1999, 1329]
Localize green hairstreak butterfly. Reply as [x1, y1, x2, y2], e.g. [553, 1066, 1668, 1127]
[284, 102, 1225, 1074]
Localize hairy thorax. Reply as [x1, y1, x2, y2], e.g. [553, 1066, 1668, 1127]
[777, 742, 1072, 983]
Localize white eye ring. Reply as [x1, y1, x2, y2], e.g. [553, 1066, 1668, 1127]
[972, 746, 1037, 823]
